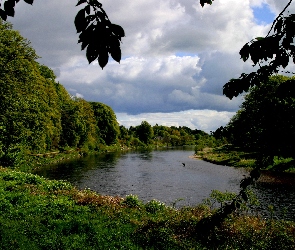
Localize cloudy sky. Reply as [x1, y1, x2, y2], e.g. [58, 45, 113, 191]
[8, 0, 293, 132]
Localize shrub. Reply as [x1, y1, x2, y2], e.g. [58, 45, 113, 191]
[122, 194, 142, 208]
[145, 199, 166, 213]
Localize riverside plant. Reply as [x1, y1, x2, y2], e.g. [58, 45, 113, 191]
[0, 167, 294, 249]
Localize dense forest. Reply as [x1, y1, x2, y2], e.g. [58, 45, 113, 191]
[214, 75, 295, 154]
[0, 21, 209, 168]
[213, 75, 295, 170]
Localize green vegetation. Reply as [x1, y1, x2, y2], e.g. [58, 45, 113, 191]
[0, 21, 122, 169]
[195, 145, 257, 169]
[120, 123, 205, 149]
[0, 167, 294, 249]
[211, 75, 295, 172]
[1, 12, 295, 250]
[0, 20, 207, 172]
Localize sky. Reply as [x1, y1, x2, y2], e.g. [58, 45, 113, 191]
[8, 0, 294, 133]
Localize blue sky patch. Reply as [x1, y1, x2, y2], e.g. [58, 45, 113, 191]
[252, 4, 275, 24]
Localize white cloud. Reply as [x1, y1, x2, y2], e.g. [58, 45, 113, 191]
[116, 109, 235, 133]
[57, 55, 242, 114]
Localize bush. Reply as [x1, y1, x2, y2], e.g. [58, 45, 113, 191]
[145, 199, 166, 213]
[122, 194, 142, 208]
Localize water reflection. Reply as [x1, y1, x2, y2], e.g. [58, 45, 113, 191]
[33, 147, 295, 220]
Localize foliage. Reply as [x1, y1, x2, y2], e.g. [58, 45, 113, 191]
[122, 194, 142, 208]
[145, 199, 166, 214]
[117, 123, 205, 148]
[75, 0, 125, 69]
[0, 167, 294, 249]
[203, 189, 260, 213]
[0, 21, 62, 165]
[90, 102, 120, 146]
[0, 21, 124, 166]
[135, 121, 154, 145]
[223, 0, 295, 99]
[197, 144, 257, 169]
[223, 75, 295, 162]
[195, 133, 226, 152]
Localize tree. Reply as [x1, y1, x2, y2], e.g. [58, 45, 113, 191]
[135, 121, 154, 145]
[224, 75, 295, 160]
[90, 102, 120, 145]
[0, 21, 62, 165]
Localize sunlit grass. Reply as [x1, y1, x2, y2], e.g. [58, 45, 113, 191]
[196, 145, 295, 172]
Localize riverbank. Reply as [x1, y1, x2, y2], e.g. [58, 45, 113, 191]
[194, 145, 295, 173]
[16, 144, 125, 173]
[0, 166, 294, 249]
[20, 144, 179, 173]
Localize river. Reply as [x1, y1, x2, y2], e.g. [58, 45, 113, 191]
[33, 147, 295, 220]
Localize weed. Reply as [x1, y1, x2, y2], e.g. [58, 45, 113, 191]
[122, 194, 143, 208]
[145, 199, 166, 213]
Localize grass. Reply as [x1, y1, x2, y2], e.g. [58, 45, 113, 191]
[0, 166, 294, 249]
[195, 145, 295, 172]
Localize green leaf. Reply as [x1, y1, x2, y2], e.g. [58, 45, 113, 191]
[81, 40, 89, 50]
[74, 9, 86, 33]
[274, 18, 283, 33]
[239, 44, 250, 62]
[255, 37, 265, 41]
[276, 50, 289, 68]
[98, 48, 109, 69]
[0, 9, 8, 21]
[86, 43, 99, 64]
[111, 24, 125, 38]
[110, 46, 121, 63]
[76, 0, 87, 6]
[241, 190, 248, 202]
[4, 0, 15, 17]
[200, 0, 213, 7]
[85, 5, 91, 15]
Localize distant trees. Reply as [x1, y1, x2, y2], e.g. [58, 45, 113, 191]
[117, 122, 205, 148]
[135, 121, 154, 145]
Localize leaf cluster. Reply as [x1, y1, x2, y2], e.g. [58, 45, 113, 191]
[75, 0, 125, 69]
[224, 0, 295, 99]
[0, 0, 33, 20]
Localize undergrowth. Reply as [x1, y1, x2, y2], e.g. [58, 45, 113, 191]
[196, 145, 295, 172]
[0, 167, 294, 249]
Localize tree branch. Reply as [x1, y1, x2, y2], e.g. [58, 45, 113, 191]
[267, 0, 293, 37]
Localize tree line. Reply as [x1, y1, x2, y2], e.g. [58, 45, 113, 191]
[119, 121, 207, 149]
[0, 21, 208, 167]
[0, 21, 120, 166]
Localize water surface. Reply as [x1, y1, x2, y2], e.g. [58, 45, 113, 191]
[34, 147, 295, 219]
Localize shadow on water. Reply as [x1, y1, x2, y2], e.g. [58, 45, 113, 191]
[33, 147, 295, 220]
